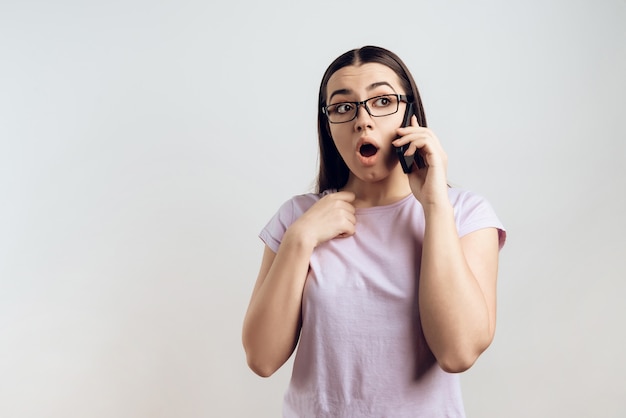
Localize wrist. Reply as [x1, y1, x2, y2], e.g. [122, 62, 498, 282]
[283, 224, 318, 252]
[421, 198, 454, 218]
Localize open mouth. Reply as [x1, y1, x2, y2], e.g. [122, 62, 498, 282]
[359, 143, 378, 157]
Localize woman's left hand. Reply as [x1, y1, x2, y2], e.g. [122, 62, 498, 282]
[392, 115, 449, 206]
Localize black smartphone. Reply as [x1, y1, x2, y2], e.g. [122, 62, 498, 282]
[395, 103, 425, 173]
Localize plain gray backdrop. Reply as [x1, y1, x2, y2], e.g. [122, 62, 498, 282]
[1, 0, 625, 417]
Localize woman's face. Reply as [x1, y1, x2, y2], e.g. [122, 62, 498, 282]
[325, 62, 408, 184]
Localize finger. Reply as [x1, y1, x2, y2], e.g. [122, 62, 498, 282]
[344, 211, 356, 226]
[398, 116, 424, 135]
[394, 134, 425, 154]
[394, 126, 429, 144]
[334, 191, 356, 202]
[337, 222, 356, 238]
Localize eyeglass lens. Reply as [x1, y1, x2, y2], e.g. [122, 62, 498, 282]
[325, 95, 400, 123]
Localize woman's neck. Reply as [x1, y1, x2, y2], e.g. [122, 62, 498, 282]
[341, 172, 412, 208]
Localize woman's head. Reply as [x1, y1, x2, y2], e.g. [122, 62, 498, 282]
[316, 46, 427, 193]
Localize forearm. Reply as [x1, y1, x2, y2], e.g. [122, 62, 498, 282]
[242, 232, 314, 377]
[419, 202, 492, 373]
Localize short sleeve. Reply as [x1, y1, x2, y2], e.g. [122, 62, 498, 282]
[451, 189, 507, 249]
[259, 193, 324, 253]
[259, 199, 295, 253]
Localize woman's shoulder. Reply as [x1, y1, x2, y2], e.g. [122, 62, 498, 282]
[446, 186, 501, 224]
[277, 189, 335, 217]
[447, 186, 490, 206]
[447, 186, 506, 247]
[260, 190, 332, 251]
[292, 189, 330, 204]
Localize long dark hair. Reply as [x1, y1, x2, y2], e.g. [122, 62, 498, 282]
[316, 46, 427, 193]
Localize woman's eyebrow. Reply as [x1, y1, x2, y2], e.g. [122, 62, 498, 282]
[328, 82, 397, 102]
[328, 88, 352, 102]
[367, 81, 397, 92]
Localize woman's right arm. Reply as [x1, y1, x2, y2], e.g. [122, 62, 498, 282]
[242, 192, 356, 377]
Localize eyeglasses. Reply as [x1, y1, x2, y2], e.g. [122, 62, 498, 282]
[322, 94, 411, 124]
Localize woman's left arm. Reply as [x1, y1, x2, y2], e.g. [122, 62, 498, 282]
[394, 116, 501, 373]
[419, 206, 500, 373]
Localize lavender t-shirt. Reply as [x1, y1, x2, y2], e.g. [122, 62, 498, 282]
[259, 189, 506, 418]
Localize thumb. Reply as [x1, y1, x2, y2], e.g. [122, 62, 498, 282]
[335, 190, 356, 202]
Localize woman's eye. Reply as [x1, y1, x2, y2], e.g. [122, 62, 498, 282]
[372, 96, 392, 108]
[335, 103, 353, 114]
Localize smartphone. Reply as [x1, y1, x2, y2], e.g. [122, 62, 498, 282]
[395, 103, 425, 173]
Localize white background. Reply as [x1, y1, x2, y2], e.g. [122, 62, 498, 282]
[1, 1, 625, 417]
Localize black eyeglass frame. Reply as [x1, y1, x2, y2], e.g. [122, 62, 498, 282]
[322, 94, 413, 124]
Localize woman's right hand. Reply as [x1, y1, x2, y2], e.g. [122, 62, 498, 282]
[286, 191, 357, 248]
[243, 191, 355, 377]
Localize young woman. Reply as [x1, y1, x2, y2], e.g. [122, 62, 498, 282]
[242, 45, 506, 417]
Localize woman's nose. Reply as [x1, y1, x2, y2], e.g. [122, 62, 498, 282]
[354, 105, 373, 131]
